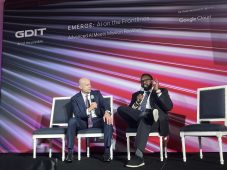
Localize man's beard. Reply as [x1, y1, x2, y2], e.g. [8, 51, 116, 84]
[142, 84, 152, 91]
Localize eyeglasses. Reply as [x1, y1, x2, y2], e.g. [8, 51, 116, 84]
[140, 79, 152, 83]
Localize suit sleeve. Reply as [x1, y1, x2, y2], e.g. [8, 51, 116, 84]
[157, 89, 173, 112]
[71, 97, 86, 119]
[129, 92, 137, 107]
[97, 91, 111, 114]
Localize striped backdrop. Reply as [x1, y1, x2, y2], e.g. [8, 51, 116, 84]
[1, 0, 227, 153]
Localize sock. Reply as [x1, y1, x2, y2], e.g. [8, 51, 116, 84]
[135, 148, 143, 158]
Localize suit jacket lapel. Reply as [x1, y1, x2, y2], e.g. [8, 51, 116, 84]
[150, 90, 156, 106]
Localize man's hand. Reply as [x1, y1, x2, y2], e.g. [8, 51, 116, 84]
[88, 102, 97, 112]
[152, 79, 159, 91]
[103, 112, 112, 125]
[136, 94, 143, 103]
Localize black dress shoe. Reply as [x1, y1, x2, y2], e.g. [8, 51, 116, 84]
[126, 155, 145, 168]
[65, 151, 74, 163]
[103, 153, 111, 162]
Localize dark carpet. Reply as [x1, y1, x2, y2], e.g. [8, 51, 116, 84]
[0, 153, 226, 170]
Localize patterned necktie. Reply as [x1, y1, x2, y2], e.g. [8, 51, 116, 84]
[85, 94, 93, 128]
[140, 91, 150, 112]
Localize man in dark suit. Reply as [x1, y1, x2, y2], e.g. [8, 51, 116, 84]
[117, 73, 173, 168]
[66, 78, 113, 162]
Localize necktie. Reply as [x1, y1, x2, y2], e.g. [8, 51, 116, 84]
[85, 94, 93, 128]
[140, 91, 150, 112]
[85, 94, 90, 108]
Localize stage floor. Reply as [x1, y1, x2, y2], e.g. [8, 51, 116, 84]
[0, 153, 226, 170]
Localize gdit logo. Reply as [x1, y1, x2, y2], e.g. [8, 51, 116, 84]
[15, 28, 47, 38]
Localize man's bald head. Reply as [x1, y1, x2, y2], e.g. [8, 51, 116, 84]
[79, 78, 91, 94]
[79, 78, 90, 86]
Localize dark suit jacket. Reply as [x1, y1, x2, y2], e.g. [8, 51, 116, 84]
[129, 88, 173, 136]
[71, 90, 110, 120]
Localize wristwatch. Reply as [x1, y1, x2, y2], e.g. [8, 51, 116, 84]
[105, 110, 111, 115]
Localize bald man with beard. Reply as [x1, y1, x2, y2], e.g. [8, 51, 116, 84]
[66, 78, 113, 163]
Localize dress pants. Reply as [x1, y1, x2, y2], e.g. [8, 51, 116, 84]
[117, 106, 157, 152]
[67, 117, 113, 153]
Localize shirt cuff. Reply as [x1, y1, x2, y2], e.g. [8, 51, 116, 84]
[156, 89, 162, 97]
[132, 102, 140, 109]
[86, 108, 90, 116]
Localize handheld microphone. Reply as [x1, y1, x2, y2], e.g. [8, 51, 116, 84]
[139, 91, 144, 95]
[90, 95, 95, 114]
[90, 95, 95, 102]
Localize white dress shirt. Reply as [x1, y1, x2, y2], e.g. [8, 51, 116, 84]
[132, 88, 162, 110]
[81, 92, 97, 118]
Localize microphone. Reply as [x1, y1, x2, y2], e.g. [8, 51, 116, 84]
[138, 91, 144, 95]
[90, 95, 95, 102]
[90, 95, 95, 114]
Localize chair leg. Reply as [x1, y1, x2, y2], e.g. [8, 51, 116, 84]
[160, 136, 163, 161]
[78, 137, 81, 160]
[181, 135, 186, 162]
[126, 136, 130, 160]
[86, 138, 90, 158]
[198, 137, 203, 159]
[218, 136, 224, 165]
[164, 136, 168, 159]
[110, 140, 113, 160]
[62, 137, 65, 161]
[49, 139, 52, 158]
[33, 138, 37, 159]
